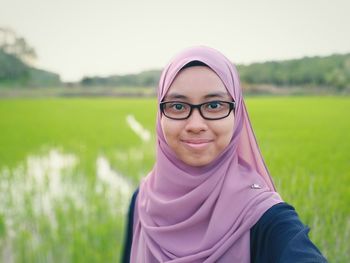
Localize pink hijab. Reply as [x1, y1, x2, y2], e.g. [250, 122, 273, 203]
[130, 46, 282, 262]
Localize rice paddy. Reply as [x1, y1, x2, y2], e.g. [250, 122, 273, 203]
[0, 96, 349, 262]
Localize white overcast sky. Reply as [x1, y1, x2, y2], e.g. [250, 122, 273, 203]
[1, 0, 349, 81]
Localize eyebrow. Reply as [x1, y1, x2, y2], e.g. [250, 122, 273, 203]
[165, 91, 231, 100]
[203, 92, 231, 99]
[165, 93, 187, 100]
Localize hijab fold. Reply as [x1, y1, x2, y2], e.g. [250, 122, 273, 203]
[130, 46, 282, 263]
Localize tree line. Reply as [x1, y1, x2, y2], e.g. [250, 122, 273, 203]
[1, 27, 349, 91]
[237, 54, 350, 91]
[81, 54, 350, 92]
[0, 27, 61, 87]
[80, 70, 159, 87]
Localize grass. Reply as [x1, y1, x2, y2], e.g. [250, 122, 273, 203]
[0, 98, 156, 179]
[247, 96, 350, 261]
[0, 96, 349, 262]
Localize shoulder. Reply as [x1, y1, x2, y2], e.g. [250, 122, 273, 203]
[127, 187, 139, 228]
[250, 202, 327, 263]
[130, 187, 139, 209]
[121, 188, 139, 263]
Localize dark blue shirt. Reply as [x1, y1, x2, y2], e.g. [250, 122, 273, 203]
[122, 189, 327, 262]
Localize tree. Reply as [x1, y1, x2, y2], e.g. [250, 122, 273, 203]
[0, 27, 37, 65]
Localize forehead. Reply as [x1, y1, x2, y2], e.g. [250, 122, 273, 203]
[164, 66, 232, 101]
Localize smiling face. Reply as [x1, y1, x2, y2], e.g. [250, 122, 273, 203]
[160, 66, 235, 167]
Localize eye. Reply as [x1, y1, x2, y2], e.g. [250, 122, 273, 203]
[205, 101, 222, 110]
[174, 104, 184, 110]
[168, 102, 187, 111]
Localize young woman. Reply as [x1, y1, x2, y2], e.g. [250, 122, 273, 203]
[122, 46, 327, 262]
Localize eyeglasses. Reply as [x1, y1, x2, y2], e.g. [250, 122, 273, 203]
[159, 100, 235, 120]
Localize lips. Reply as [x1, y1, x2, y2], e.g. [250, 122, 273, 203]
[181, 139, 213, 150]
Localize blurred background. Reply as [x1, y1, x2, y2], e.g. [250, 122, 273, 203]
[0, 0, 349, 262]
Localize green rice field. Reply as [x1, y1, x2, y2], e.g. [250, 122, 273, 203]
[0, 96, 349, 262]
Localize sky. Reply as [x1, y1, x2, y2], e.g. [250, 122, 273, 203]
[1, 0, 350, 82]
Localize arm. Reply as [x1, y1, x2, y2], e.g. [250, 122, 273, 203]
[250, 203, 328, 263]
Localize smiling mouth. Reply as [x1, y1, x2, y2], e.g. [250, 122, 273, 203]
[181, 139, 213, 150]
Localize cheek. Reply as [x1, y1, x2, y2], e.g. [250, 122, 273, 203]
[160, 117, 181, 143]
[215, 117, 234, 147]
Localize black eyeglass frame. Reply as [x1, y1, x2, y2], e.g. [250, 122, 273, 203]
[159, 100, 236, 120]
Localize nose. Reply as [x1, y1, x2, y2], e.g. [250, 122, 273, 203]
[184, 108, 208, 133]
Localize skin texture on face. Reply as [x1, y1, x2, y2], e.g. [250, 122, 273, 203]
[160, 66, 235, 167]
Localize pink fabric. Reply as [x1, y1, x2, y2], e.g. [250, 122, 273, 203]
[130, 46, 282, 262]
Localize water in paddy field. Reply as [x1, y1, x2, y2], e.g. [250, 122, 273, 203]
[0, 149, 134, 262]
[0, 113, 154, 261]
[126, 114, 151, 142]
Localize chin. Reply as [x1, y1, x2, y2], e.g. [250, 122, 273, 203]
[182, 157, 213, 167]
